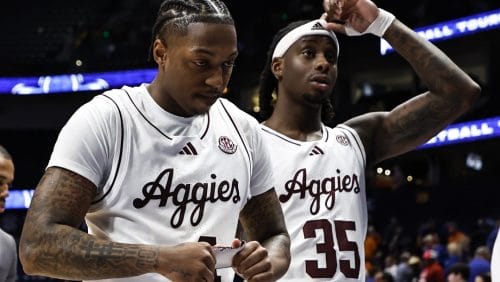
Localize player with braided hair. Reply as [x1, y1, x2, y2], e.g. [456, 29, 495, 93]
[19, 0, 290, 281]
[258, 0, 480, 280]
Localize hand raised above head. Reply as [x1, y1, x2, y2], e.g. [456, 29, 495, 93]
[321, 0, 381, 35]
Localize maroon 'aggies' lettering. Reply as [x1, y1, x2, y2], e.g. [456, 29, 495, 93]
[278, 168, 360, 215]
[133, 168, 240, 228]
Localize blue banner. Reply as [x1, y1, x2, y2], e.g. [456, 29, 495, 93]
[381, 9, 500, 55]
[419, 116, 500, 149]
[0, 68, 157, 95]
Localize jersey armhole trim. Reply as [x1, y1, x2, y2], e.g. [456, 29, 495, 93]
[123, 89, 173, 141]
[218, 100, 252, 170]
[337, 124, 367, 166]
[91, 94, 125, 204]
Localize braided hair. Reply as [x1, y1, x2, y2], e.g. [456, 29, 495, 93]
[258, 20, 336, 123]
[150, 0, 234, 57]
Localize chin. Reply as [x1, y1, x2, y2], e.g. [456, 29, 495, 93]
[304, 93, 328, 104]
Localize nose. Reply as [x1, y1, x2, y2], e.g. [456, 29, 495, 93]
[205, 67, 224, 92]
[314, 54, 331, 73]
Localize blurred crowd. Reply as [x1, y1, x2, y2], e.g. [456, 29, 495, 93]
[364, 217, 498, 282]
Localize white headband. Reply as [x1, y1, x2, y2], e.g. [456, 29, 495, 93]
[272, 19, 339, 59]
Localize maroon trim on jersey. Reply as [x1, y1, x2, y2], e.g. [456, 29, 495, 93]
[260, 127, 301, 146]
[124, 89, 173, 141]
[200, 111, 210, 140]
[218, 100, 252, 166]
[92, 95, 125, 204]
[337, 125, 366, 165]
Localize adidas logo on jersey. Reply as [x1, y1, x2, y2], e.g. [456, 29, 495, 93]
[179, 142, 198, 155]
[311, 22, 326, 31]
[309, 145, 324, 156]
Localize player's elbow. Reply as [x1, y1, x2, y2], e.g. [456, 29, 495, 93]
[19, 236, 44, 275]
[459, 80, 481, 112]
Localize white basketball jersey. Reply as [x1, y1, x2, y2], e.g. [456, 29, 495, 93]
[261, 124, 367, 281]
[48, 84, 274, 282]
[492, 231, 500, 281]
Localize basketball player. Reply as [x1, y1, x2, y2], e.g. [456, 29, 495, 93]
[491, 235, 499, 281]
[18, 1, 290, 281]
[0, 145, 17, 282]
[258, 0, 480, 280]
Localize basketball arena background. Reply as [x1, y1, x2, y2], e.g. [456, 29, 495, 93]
[0, 0, 499, 280]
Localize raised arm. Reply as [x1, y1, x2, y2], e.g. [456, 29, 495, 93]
[234, 189, 291, 281]
[19, 167, 216, 281]
[324, 0, 481, 164]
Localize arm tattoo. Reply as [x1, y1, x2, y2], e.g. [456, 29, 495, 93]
[368, 20, 480, 161]
[21, 168, 160, 280]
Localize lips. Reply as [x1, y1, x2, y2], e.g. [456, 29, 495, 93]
[198, 92, 222, 104]
[310, 74, 330, 85]
[309, 74, 331, 91]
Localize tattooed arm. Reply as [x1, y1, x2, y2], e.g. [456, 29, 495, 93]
[234, 189, 290, 281]
[19, 167, 216, 281]
[323, 0, 481, 165]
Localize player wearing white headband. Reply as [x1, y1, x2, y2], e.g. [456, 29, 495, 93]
[258, 0, 480, 280]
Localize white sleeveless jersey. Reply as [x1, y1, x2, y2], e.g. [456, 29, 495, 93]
[261, 124, 367, 281]
[492, 231, 500, 281]
[48, 84, 275, 282]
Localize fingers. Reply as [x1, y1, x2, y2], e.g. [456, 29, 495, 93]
[232, 238, 243, 248]
[160, 242, 217, 282]
[323, 21, 347, 34]
[232, 241, 272, 281]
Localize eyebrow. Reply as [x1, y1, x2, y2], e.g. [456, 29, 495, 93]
[191, 47, 239, 58]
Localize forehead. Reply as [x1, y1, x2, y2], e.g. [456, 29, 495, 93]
[0, 157, 14, 180]
[293, 35, 337, 48]
[173, 22, 237, 55]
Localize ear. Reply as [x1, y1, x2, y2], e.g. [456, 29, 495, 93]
[152, 38, 167, 65]
[271, 58, 283, 80]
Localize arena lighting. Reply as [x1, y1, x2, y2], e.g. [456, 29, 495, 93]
[0, 68, 158, 95]
[418, 116, 500, 149]
[381, 8, 500, 55]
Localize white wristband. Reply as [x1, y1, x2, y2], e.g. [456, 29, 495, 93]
[345, 8, 395, 37]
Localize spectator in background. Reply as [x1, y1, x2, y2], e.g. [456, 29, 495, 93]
[419, 249, 445, 282]
[396, 251, 414, 282]
[447, 222, 471, 257]
[408, 256, 421, 282]
[422, 233, 447, 266]
[366, 225, 383, 261]
[375, 271, 396, 282]
[473, 272, 491, 282]
[444, 242, 465, 273]
[446, 263, 469, 282]
[385, 255, 399, 280]
[468, 246, 491, 282]
[0, 145, 17, 282]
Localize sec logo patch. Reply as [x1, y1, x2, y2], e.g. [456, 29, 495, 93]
[218, 136, 237, 154]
